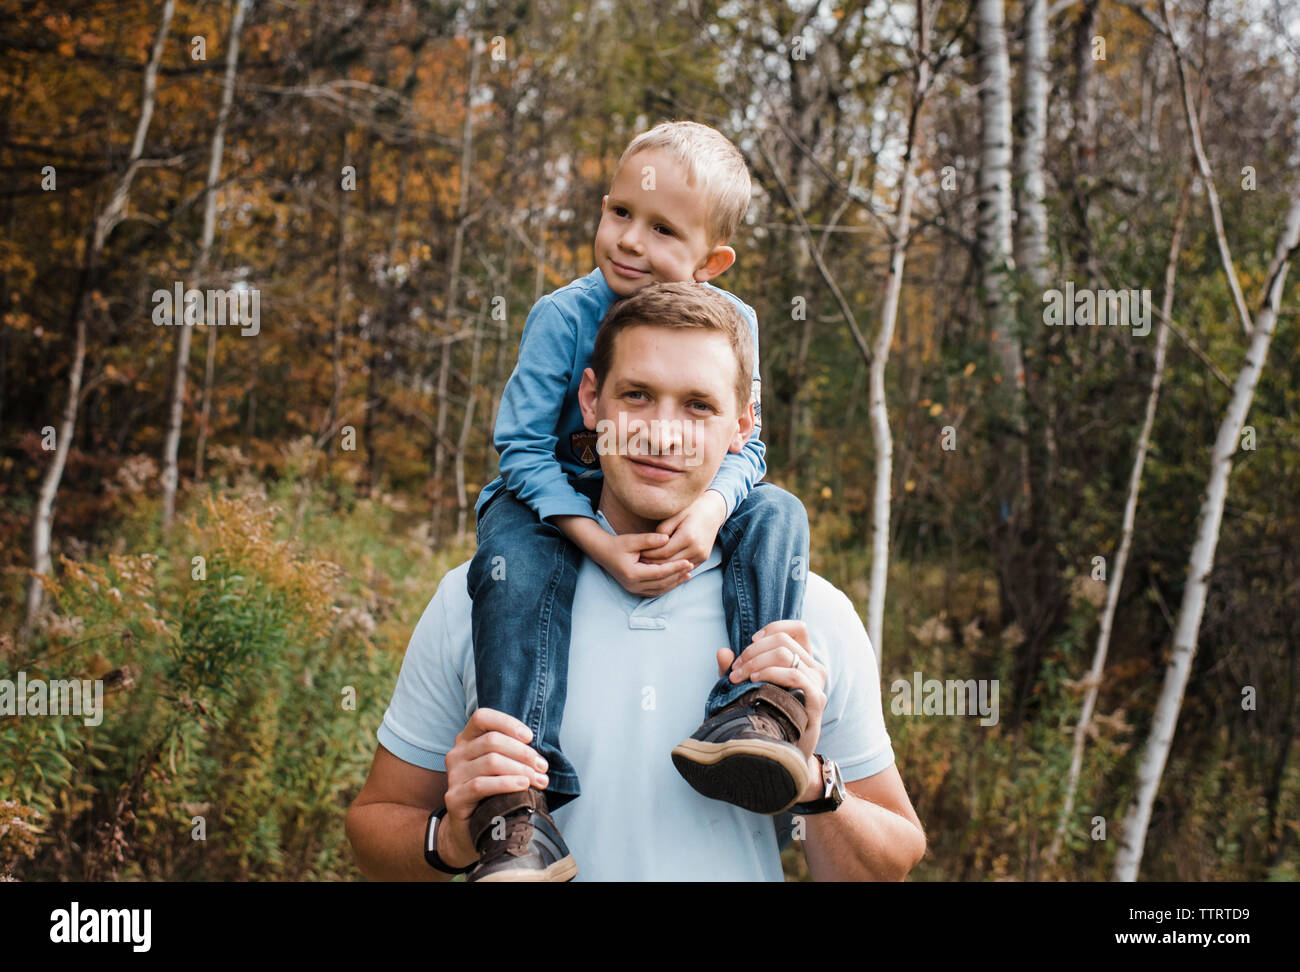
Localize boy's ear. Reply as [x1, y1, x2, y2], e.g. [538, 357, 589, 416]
[579, 367, 600, 431]
[600, 194, 609, 213]
[693, 245, 736, 283]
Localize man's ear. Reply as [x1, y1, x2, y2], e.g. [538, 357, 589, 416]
[693, 244, 736, 283]
[728, 398, 755, 454]
[579, 367, 600, 431]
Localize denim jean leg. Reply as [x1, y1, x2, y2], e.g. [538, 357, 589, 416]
[468, 488, 584, 807]
[527, 530, 585, 809]
[705, 483, 811, 717]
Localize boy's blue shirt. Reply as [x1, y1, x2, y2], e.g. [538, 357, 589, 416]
[476, 267, 766, 524]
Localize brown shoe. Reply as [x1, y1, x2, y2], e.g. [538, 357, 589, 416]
[466, 788, 577, 883]
[670, 683, 811, 814]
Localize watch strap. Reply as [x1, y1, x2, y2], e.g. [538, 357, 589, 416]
[424, 807, 476, 875]
[789, 755, 844, 815]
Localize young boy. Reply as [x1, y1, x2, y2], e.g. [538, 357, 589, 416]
[464, 121, 811, 881]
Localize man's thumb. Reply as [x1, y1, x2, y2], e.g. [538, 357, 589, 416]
[716, 647, 735, 677]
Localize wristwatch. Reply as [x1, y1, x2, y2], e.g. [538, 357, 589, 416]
[789, 754, 846, 815]
[424, 807, 476, 875]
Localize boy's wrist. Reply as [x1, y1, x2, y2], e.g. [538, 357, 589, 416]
[576, 527, 612, 566]
[554, 513, 611, 563]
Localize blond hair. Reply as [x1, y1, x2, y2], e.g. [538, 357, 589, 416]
[616, 121, 752, 246]
[592, 281, 754, 412]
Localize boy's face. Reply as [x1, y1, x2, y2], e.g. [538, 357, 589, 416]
[594, 149, 736, 298]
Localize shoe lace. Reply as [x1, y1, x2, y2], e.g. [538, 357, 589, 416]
[479, 809, 536, 862]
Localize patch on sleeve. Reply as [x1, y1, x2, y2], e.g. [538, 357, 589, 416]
[570, 429, 599, 466]
[751, 377, 762, 431]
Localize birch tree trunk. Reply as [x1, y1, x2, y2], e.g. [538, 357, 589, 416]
[193, 309, 218, 480]
[1067, 0, 1099, 281]
[159, 297, 192, 522]
[483, 82, 520, 462]
[431, 33, 479, 548]
[455, 310, 485, 542]
[782, 54, 822, 474]
[362, 147, 409, 498]
[1015, 0, 1049, 294]
[786, 155, 815, 473]
[162, 0, 249, 526]
[194, 0, 251, 484]
[1048, 174, 1193, 869]
[26, 0, 175, 628]
[867, 0, 930, 664]
[325, 120, 350, 457]
[26, 298, 87, 633]
[978, 0, 1036, 714]
[975, 0, 1025, 407]
[1113, 189, 1300, 882]
[1014, 0, 1069, 733]
[1160, 0, 1254, 335]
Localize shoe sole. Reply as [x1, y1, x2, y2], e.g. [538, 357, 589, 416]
[471, 854, 578, 883]
[670, 738, 810, 814]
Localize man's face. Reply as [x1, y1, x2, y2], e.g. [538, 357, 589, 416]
[593, 149, 734, 298]
[579, 325, 753, 527]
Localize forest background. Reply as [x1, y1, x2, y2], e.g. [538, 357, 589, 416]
[1, 0, 1298, 882]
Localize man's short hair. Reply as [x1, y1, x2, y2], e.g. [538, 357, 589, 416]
[591, 282, 755, 413]
[616, 120, 752, 246]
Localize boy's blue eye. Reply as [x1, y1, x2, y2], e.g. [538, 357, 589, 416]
[656, 225, 675, 236]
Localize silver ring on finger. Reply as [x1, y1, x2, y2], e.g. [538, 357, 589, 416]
[790, 649, 801, 670]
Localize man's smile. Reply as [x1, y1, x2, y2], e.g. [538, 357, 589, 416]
[628, 455, 684, 479]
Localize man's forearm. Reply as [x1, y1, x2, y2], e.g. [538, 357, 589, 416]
[345, 801, 454, 882]
[801, 795, 926, 881]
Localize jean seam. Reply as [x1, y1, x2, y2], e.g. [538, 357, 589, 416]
[729, 538, 755, 655]
[528, 539, 563, 742]
[707, 516, 743, 716]
[536, 537, 583, 795]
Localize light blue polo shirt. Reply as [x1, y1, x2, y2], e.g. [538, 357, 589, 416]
[377, 513, 894, 882]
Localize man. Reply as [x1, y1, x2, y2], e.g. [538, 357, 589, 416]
[346, 282, 926, 881]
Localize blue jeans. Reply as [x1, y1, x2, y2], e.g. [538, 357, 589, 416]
[466, 481, 809, 810]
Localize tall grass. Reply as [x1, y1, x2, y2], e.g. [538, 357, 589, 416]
[2, 468, 467, 881]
